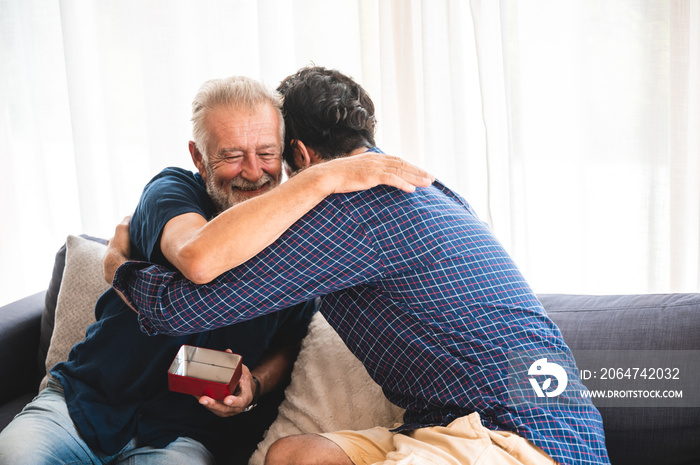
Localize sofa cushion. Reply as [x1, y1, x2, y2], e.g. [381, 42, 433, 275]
[40, 235, 110, 389]
[38, 235, 107, 380]
[249, 311, 405, 465]
[541, 293, 700, 465]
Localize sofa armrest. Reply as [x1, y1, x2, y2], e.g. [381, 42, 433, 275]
[0, 291, 46, 402]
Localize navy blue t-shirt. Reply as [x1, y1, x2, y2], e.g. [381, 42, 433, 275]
[52, 167, 315, 458]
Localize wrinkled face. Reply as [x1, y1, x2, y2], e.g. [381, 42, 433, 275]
[201, 103, 283, 211]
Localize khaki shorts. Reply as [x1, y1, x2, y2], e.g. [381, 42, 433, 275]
[320, 412, 557, 465]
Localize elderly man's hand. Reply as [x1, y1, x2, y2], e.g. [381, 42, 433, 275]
[197, 360, 258, 418]
[313, 152, 434, 195]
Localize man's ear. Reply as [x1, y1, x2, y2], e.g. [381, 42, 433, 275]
[292, 140, 322, 169]
[189, 141, 208, 180]
[291, 140, 311, 169]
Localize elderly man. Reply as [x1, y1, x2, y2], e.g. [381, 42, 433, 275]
[0, 75, 431, 465]
[110, 67, 610, 465]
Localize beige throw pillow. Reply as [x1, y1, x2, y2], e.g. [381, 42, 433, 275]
[249, 312, 405, 465]
[40, 235, 109, 389]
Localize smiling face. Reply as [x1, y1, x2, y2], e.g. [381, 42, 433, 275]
[194, 103, 283, 211]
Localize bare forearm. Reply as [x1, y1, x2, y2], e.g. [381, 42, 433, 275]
[176, 168, 330, 284]
[172, 153, 432, 284]
[250, 342, 302, 398]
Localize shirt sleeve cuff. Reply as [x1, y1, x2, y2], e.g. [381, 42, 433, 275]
[112, 260, 161, 335]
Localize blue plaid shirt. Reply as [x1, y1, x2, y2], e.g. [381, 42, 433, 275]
[114, 168, 610, 465]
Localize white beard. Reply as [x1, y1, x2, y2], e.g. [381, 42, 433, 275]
[205, 165, 278, 212]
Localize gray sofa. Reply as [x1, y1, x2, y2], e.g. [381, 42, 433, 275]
[1, 236, 698, 465]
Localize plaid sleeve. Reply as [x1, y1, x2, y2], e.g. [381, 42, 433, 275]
[113, 196, 383, 336]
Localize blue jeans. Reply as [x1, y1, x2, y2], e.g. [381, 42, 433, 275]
[0, 381, 215, 465]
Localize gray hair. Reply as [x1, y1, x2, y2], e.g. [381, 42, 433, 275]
[191, 76, 285, 160]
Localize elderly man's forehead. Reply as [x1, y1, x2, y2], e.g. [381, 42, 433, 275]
[207, 101, 279, 120]
[205, 103, 278, 130]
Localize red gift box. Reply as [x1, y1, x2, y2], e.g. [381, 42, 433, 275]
[167, 345, 243, 400]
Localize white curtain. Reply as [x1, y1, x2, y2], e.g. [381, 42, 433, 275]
[1, 0, 698, 306]
[470, 0, 700, 294]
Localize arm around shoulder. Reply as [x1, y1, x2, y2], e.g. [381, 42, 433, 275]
[158, 154, 433, 284]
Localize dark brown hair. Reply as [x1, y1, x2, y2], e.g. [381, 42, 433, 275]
[277, 66, 377, 171]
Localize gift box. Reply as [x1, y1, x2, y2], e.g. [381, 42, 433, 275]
[168, 345, 243, 400]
